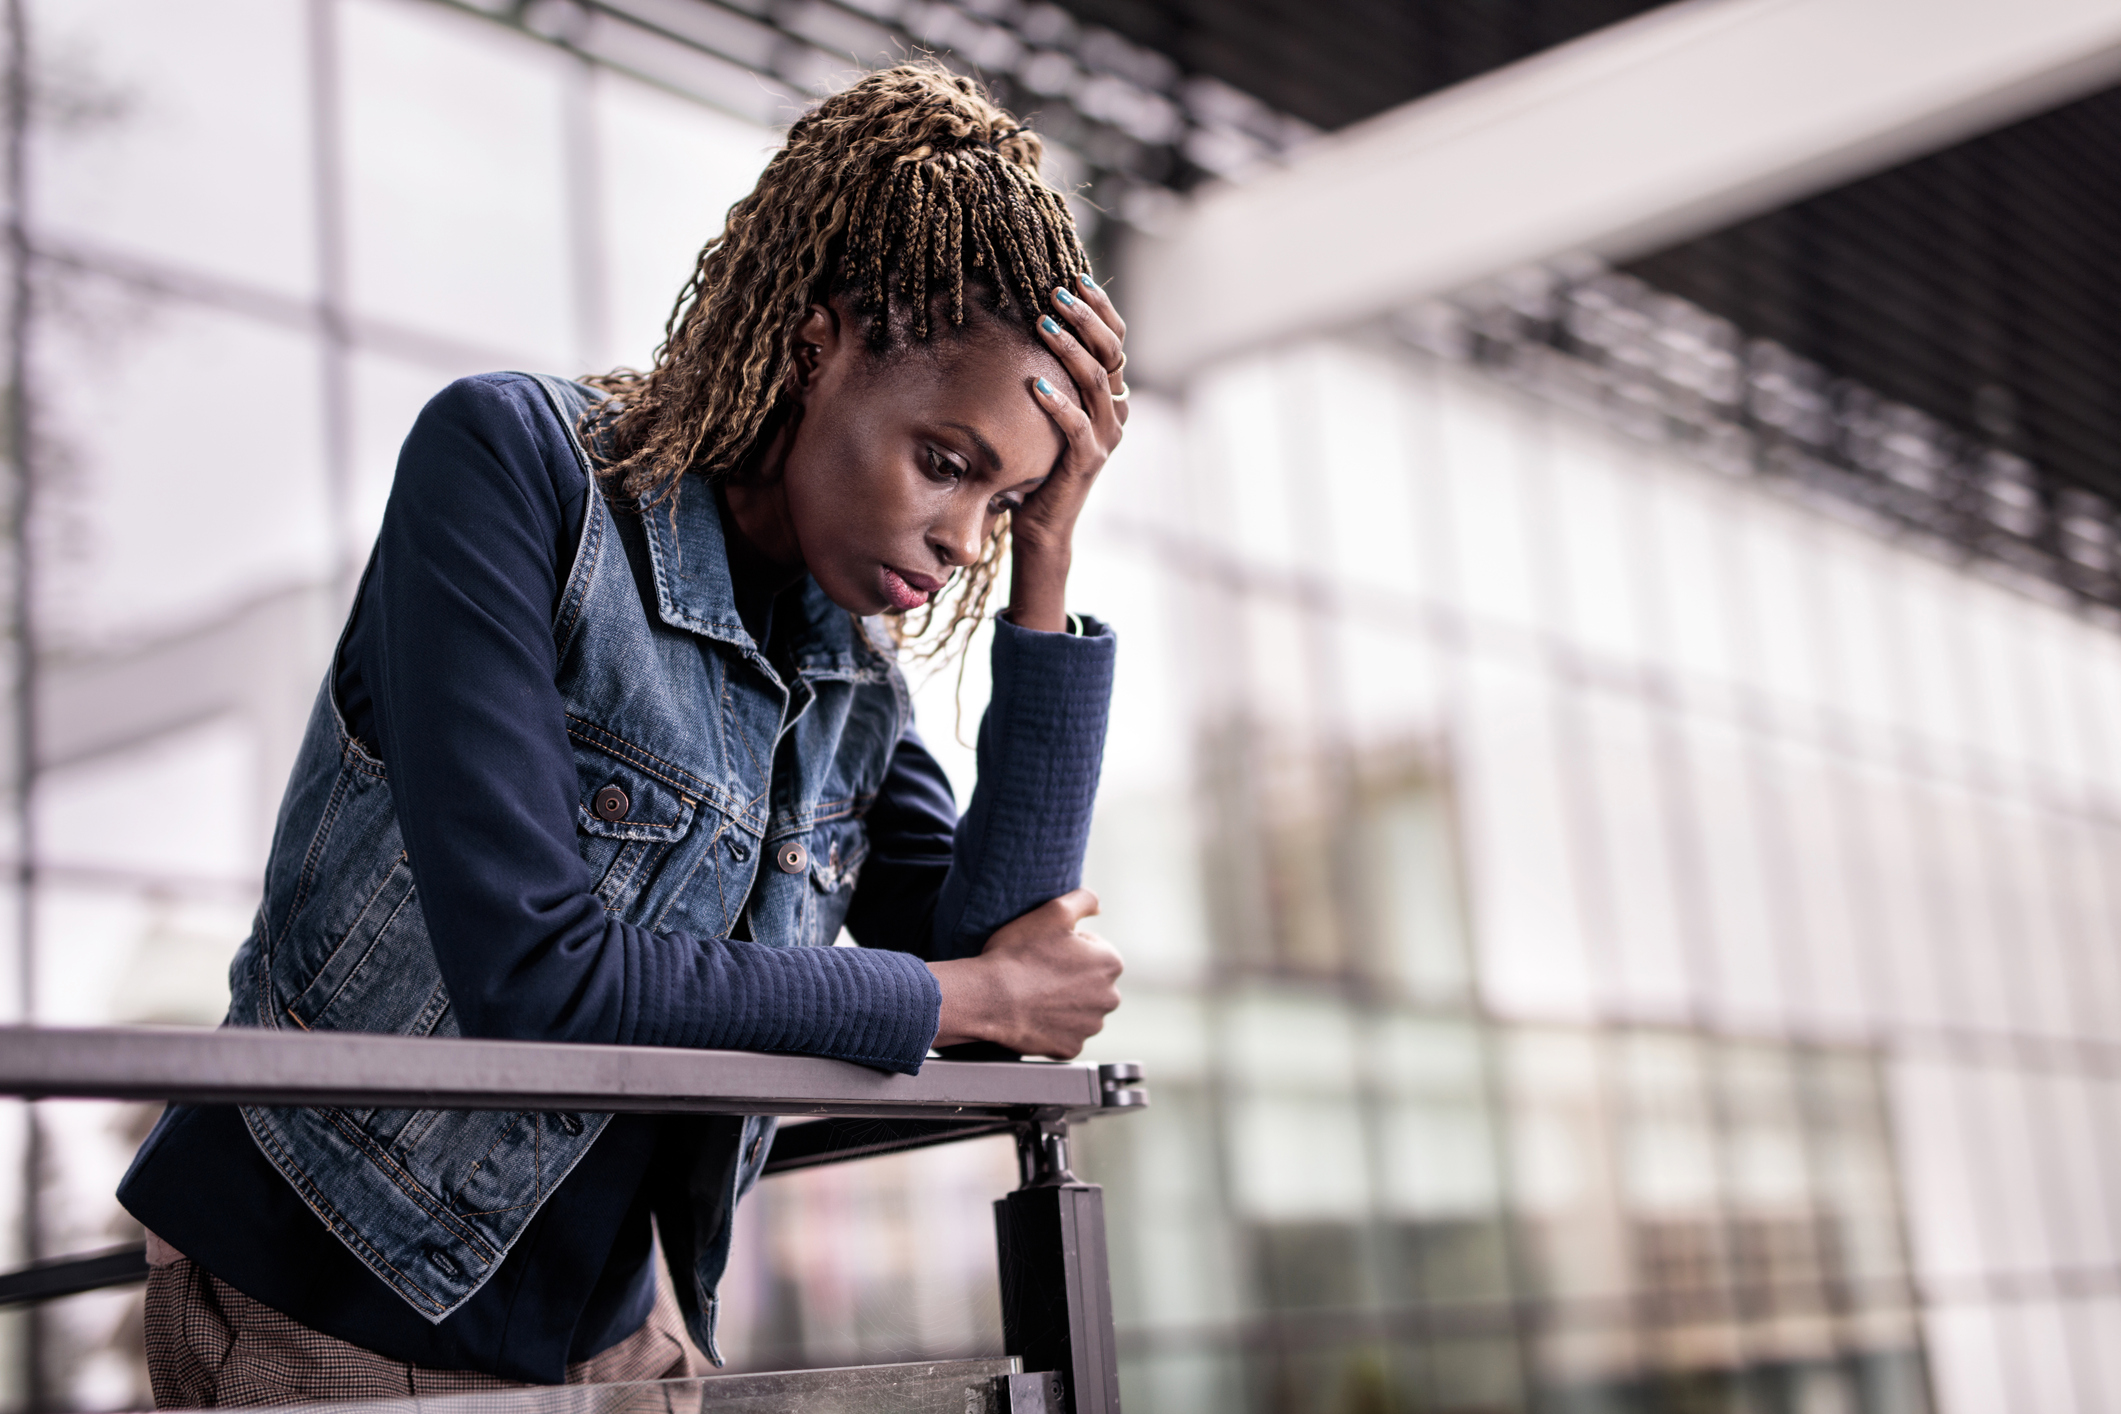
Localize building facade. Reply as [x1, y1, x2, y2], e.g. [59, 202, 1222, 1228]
[3, 3, 2116, 1411]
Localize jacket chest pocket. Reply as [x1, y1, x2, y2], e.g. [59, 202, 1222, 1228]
[569, 726, 701, 915]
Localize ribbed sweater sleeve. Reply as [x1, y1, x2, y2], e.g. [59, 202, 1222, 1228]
[350, 374, 939, 1074]
[928, 615, 1118, 960]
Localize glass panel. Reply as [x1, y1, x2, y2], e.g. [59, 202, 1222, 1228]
[591, 69, 772, 370]
[1803, 1052, 1910, 1294]
[2045, 814, 2121, 1044]
[1546, 430, 1650, 665]
[1333, 618, 1445, 761]
[1312, 344, 1428, 605]
[1964, 1065, 2057, 1278]
[1812, 538, 1900, 740]
[1879, 557, 1973, 753]
[1969, 794, 2074, 1040]
[346, 350, 495, 561]
[1574, 692, 1694, 1021]
[1992, 1298, 2084, 1414]
[1222, 992, 1368, 1227]
[1504, 1029, 1628, 1310]
[37, 296, 332, 647]
[1673, 713, 1789, 1031]
[742, 1137, 1014, 1370]
[1638, 470, 1738, 691]
[1435, 375, 1539, 629]
[1886, 1057, 1989, 1285]
[1902, 778, 2013, 1034]
[1730, 500, 1824, 709]
[1457, 661, 1596, 1020]
[1118, 1348, 1247, 1414]
[1953, 587, 2036, 776]
[33, 0, 316, 298]
[1768, 738, 1874, 1035]
[1849, 761, 1955, 1033]
[1076, 1084, 1243, 1332]
[1227, 1092, 1369, 1225]
[2066, 1296, 2121, 1414]
[1922, 1304, 2011, 1414]
[341, 0, 575, 365]
[1360, 779, 1471, 1003]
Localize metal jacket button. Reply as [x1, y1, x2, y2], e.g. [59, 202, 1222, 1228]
[593, 785, 630, 821]
[776, 841, 807, 874]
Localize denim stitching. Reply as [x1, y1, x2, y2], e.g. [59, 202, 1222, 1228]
[247, 1120, 449, 1315]
[564, 714, 713, 800]
[316, 1108, 500, 1261]
[283, 855, 408, 1021]
[650, 817, 730, 933]
[276, 762, 358, 942]
[299, 883, 416, 1027]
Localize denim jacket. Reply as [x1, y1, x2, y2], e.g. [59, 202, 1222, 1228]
[224, 376, 941, 1353]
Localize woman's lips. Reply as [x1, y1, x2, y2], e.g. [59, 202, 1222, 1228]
[881, 566, 940, 611]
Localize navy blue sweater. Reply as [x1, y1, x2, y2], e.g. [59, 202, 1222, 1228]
[119, 373, 1115, 1381]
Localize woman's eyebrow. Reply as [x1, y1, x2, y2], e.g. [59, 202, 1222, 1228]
[941, 421, 1003, 473]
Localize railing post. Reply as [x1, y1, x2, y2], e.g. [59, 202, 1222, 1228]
[993, 1114, 1120, 1414]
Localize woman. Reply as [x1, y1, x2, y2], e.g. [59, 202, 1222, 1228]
[118, 63, 1127, 1404]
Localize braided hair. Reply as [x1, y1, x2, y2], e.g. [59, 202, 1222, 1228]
[587, 62, 1091, 656]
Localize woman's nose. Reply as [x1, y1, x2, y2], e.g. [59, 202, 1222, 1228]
[929, 498, 984, 567]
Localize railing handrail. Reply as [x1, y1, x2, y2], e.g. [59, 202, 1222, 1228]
[0, 1025, 1144, 1120]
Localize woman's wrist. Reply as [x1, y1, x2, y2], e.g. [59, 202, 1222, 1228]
[928, 956, 998, 1048]
[1006, 541, 1072, 633]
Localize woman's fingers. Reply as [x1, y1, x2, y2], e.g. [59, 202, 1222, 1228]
[1074, 273, 1126, 343]
[1049, 285, 1123, 378]
[1032, 374, 1095, 461]
[1035, 309, 1122, 435]
[1022, 270, 1128, 535]
[1049, 281, 1129, 417]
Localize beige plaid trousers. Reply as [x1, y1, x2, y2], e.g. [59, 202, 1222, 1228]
[142, 1235, 705, 1408]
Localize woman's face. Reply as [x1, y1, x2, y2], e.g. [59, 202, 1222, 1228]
[740, 301, 1075, 616]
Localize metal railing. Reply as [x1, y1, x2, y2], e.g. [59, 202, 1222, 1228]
[0, 1027, 1148, 1414]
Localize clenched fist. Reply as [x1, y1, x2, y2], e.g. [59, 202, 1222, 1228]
[928, 889, 1123, 1059]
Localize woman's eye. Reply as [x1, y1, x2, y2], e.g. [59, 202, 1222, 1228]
[925, 447, 964, 482]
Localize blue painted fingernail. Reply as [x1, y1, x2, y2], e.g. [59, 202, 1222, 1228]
[1040, 315, 1060, 334]
[1036, 377, 1056, 396]
[1054, 288, 1077, 306]
[1080, 273, 1100, 291]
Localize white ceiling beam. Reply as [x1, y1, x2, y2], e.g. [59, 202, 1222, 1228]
[1121, 0, 2121, 382]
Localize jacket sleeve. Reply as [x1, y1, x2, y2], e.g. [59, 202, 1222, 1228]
[923, 616, 1118, 961]
[362, 374, 940, 1074]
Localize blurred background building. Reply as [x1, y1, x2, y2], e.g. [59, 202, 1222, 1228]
[3, 0, 2120, 1411]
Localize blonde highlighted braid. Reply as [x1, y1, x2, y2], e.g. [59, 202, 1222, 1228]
[585, 62, 1090, 659]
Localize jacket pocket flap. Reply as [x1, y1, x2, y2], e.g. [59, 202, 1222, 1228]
[572, 738, 698, 842]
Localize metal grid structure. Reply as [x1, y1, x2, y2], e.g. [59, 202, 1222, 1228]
[1407, 260, 2121, 620]
[1624, 82, 2121, 512]
[454, 0, 1315, 240]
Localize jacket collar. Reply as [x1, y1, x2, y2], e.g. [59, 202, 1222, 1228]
[641, 475, 890, 682]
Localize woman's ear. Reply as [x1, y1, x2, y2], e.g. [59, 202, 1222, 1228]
[787, 303, 843, 397]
